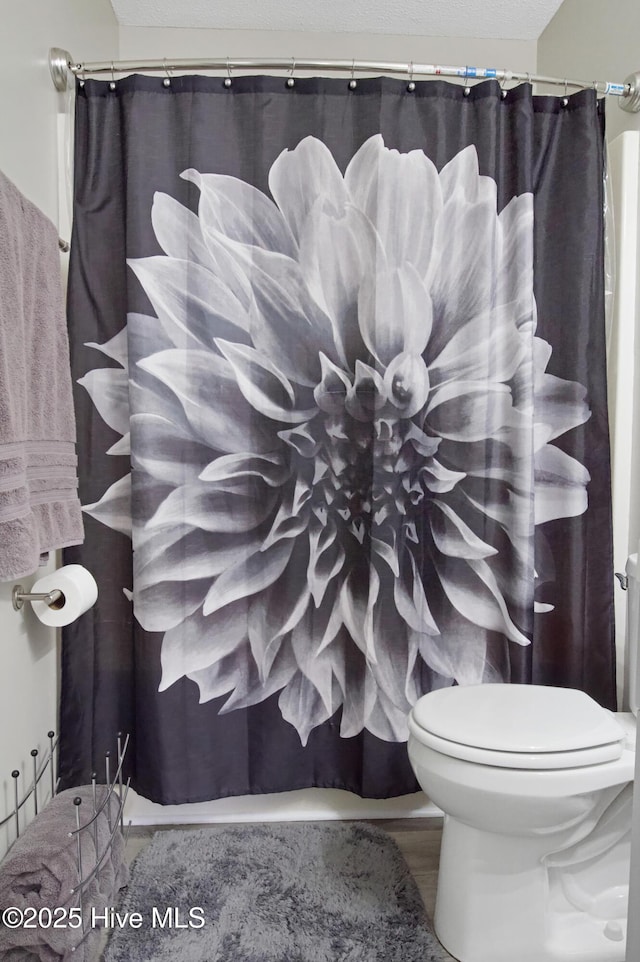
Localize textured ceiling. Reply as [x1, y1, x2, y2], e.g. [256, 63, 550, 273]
[108, 0, 565, 40]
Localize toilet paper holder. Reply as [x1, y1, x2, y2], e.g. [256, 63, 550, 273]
[12, 585, 63, 611]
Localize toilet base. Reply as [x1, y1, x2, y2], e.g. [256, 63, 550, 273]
[434, 816, 627, 962]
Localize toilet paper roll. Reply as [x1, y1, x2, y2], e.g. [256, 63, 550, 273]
[30, 564, 98, 627]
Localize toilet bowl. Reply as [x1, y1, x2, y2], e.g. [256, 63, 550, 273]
[408, 684, 635, 962]
[407, 553, 640, 962]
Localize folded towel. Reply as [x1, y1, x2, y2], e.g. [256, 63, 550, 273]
[0, 169, 84, 581]
[0, 941, 90, 962]
[1, 949, 41, 962]
[0, 786, 129, 962]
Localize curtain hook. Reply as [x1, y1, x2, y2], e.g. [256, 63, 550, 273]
[463, 66, 471, 97]
[407, 61, 415, 93]
[109, 61, 116, 91]
[163, 58, 172, 87]
[500, 69, 508, 100]
[286, 57, 296, 88]
[349, 59, 357, 90]
[562, 78, 569, 107]
[78, 64, 86, 89]
[224, 57, 232, 88]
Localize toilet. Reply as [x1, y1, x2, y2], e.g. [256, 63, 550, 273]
[407, 555, 639, 962]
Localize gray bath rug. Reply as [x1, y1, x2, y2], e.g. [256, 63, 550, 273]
[102, 822, 445, 962]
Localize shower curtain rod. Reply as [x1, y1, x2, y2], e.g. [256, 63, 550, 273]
[49, 48, 640, 112]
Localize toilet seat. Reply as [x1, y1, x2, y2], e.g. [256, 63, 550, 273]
[410, 684, 626, 770]
[408, 717, 624, 769]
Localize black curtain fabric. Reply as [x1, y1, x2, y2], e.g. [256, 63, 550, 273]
[60, 75, 614, 803]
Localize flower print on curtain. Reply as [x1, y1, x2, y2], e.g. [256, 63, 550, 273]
[61, 76, 614, 803]
[80, 134, 589, 745]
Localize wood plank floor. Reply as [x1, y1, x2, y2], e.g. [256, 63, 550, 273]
[99, 817, 455, 960]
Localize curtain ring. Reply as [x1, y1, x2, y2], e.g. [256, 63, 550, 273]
[286, 57, 296, 88]
[407, 61, 415, 93]
[349, 59, 357, 90]
[224, 57, 232, 88]
[162, 59, 172, 88]
[109, 61, 116, 91]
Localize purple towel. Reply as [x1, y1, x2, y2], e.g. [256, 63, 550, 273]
[0, 170, 84, 580]
[0, 786, 129, 962]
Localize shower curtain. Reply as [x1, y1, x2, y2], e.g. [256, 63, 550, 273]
[60, 74, 615, 803]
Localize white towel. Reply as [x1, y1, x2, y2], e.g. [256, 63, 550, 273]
[0, 170, 83, 580]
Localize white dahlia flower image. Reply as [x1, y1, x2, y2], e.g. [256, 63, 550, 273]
[79, 134, 590, 744]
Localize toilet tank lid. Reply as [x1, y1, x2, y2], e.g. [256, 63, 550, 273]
[411, 685, 625, 754]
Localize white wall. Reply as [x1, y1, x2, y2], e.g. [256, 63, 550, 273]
[606, 131, 640, 707]
[538, 0, 640, 144]
[0, 0, 118, 857]
[118, 26, 537, 78]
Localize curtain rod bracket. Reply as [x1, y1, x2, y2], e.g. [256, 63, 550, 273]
[619, 71, 640, 113]
[49, 47, 73, 92]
